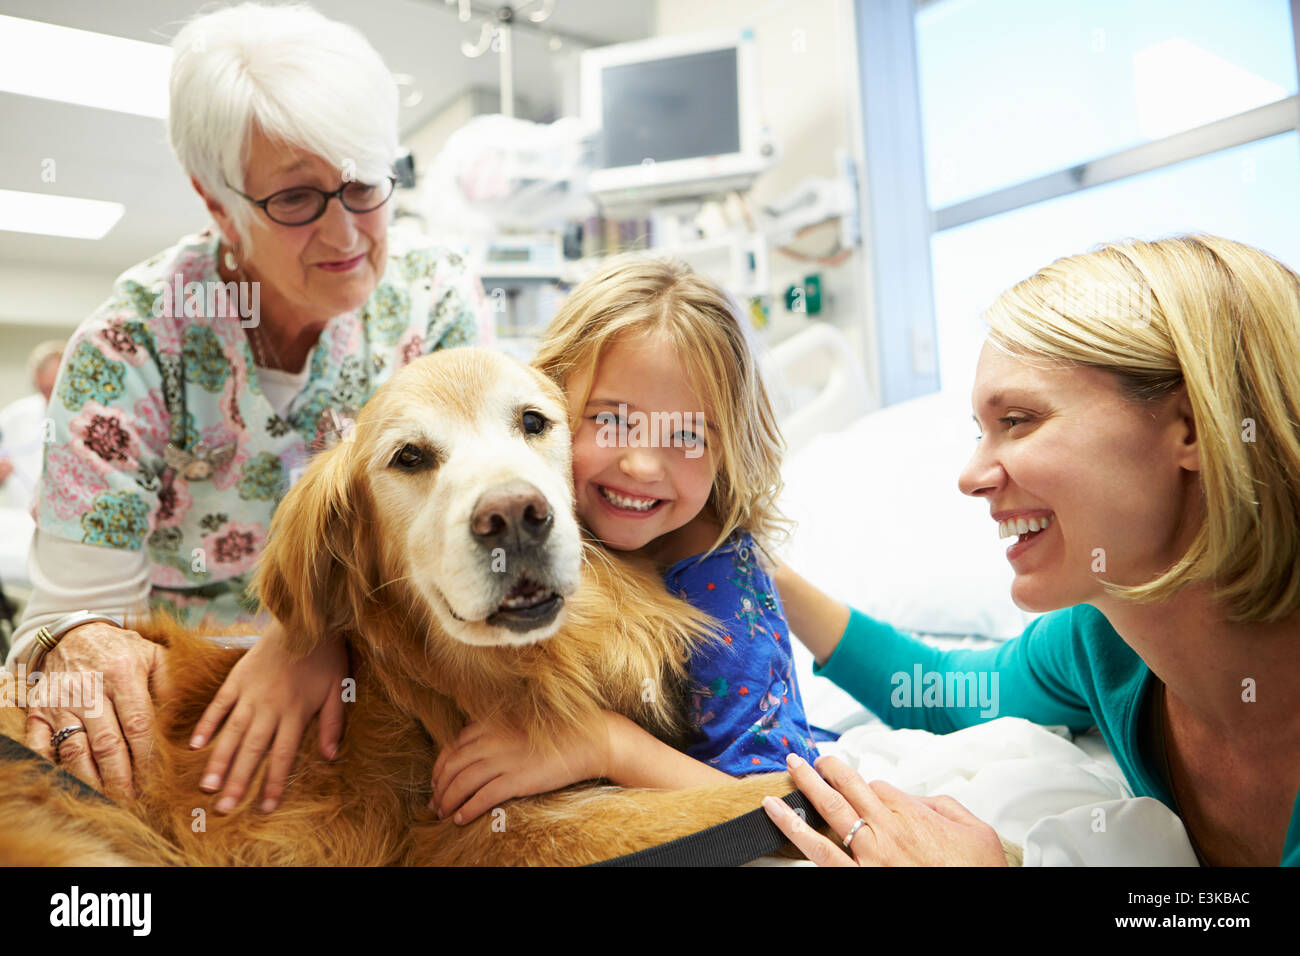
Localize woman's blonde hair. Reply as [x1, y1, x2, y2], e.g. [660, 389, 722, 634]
[533, 256, 790, 556]
[983, 234, 1300, 623]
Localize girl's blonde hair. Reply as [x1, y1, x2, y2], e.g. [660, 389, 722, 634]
[533, 255, 790, 556]
[983, 234, 1300, 623]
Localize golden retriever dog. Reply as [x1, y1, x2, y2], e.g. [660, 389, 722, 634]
[0, 348, 804, 866]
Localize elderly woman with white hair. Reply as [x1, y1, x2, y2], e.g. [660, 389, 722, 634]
[9, 4, 486, 813]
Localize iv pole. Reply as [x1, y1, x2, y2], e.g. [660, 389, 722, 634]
[453, 0, 557, 118]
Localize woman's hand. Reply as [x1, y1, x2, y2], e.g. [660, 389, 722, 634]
[24, 621, 169, 800]
[430, 713, 613, 824]
[763, 753, 1009, 866]
[190, 619, 348, 814]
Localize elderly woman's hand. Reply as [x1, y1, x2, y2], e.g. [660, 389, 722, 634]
[25, 622, 169, 800]
[190, 619, 348, 814]
[763, 753, 1010, 866]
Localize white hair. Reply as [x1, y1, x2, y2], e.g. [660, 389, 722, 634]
[168, 3, 400, 253]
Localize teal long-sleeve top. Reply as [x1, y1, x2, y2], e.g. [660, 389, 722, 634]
[812, 603, 1300, 866]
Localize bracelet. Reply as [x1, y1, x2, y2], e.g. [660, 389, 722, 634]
[18, 610, 124, 675]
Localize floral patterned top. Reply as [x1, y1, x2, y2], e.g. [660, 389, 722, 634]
[37, 225, 485, 628]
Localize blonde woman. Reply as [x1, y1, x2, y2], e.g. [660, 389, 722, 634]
[764, 235, 1300, 867]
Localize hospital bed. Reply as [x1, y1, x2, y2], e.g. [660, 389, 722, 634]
[761, 324, 1197, 865]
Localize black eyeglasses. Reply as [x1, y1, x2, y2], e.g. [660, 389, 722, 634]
[224, 175, 397, 226]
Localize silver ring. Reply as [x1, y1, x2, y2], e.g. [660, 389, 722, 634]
[842, 817, 868, 848]
[51, 725, 86, 762]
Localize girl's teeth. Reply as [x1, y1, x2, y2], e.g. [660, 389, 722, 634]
[600, 486, 659, 511]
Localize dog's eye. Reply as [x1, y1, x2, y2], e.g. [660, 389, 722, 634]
[390, 444, 428, 471]
[522, 410, 549, 436]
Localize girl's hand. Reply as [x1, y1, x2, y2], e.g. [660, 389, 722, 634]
[763, 753, 1009, 866]
[190, 619, 348, 814]
[430, 713, 613, 824]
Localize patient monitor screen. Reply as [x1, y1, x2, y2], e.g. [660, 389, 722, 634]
[599, 48, 741, 168]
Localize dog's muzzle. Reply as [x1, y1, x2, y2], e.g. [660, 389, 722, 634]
[471, 480, 565, 633]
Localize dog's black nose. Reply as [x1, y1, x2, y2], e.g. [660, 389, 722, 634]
[471, 481, 553, 550]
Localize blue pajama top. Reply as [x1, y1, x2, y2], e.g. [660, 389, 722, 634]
[664, 532, 828, 775]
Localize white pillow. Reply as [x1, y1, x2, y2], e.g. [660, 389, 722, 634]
[776, 389, 1033, 641]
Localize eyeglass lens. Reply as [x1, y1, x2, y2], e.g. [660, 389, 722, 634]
[265, 179, 394, 224]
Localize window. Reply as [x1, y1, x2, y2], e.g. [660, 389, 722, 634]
[917, 0, 1298, 208]
[897, 0, 1300, 395]
[930, 131, 1300, 393]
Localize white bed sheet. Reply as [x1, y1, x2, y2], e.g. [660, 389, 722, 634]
[750, 714, 1196, 867]
[757, 632, 1198, 866]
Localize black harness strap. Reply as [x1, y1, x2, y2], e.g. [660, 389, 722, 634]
[590, 790, 824, 867]
[0, 732, 115, 806]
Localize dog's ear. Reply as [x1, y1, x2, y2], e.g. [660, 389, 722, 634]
[253, 442, 370, 657]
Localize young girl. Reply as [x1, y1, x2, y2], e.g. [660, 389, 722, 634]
[429, 257, 830, 824]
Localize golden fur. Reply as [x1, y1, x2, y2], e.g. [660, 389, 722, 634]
[0, 349, 802, 866]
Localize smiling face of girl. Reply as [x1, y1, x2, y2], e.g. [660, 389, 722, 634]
[566, 329, 721, 567]
[958, 341, 1204, 614]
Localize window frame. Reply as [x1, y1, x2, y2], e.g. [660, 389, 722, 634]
[856, 0, 1300, 404]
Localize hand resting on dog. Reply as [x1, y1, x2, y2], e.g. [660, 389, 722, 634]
[190, 617, 349, 814]
[431, 710, 734, 823]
